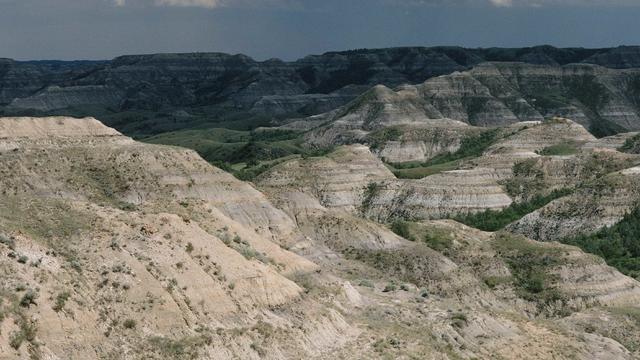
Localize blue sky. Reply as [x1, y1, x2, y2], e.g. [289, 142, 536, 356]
[1, 0, 639, 60]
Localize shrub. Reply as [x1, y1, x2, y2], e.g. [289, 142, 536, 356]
[620, 134, 640, 154]
[450, 313, 468, 328]
[20, 290, 38, 308]
[123, 319, 137, 329]
[0, 233, 15, 249]
[382, 283, 397, 293]
[52, 291, 71, 312]
[185, 242, 194, 253]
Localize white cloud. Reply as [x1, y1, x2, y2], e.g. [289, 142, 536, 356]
[114, 0, 222, 7]
[113, 0, 295, 8]
[154, 0, 222, 7]
[489, 0, 512, 6]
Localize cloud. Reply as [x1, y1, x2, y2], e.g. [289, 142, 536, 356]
[113, 0, 296, 8]
[154, 0, 222, 7]
[114, 0, 221, 7]
[489, 0, 512, 6]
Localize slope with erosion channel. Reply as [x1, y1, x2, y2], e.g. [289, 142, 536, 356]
[0, 116, 357, 359]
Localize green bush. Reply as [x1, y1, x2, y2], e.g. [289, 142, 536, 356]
[19, 290, 38, 308]
[52, 291, 71, 312]
[123, 319, 137, 329]
[382, 283, 397, 292]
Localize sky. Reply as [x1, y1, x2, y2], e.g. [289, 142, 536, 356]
[0, 0, 639, 61]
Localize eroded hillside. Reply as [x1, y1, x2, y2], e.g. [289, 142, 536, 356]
[1, 116, 640, 359]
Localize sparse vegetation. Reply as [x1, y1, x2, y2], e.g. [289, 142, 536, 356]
[492, 233, 569, 314]
[144, 127, 333, 181]
[9, 319, 37, 350]
[146, 334, 213, 359]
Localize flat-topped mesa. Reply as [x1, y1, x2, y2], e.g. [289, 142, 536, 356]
[0, 116, 134, 150]
[0, 116, 123, 138]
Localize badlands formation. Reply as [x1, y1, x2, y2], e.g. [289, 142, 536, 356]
[1, 115, 640, 360]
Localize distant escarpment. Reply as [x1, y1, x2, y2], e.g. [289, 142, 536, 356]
[302, 62, 640, 157]
[2, 45, 640, 136]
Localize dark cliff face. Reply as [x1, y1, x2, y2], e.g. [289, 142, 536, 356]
[1, 46, 640, 136]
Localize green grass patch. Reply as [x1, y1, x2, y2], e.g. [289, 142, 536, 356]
[537, 141, 579, 156]
[385, 128, 500, 179]
[144, 127, 333, 181]
[455, 188, 573, 231]
[389, 160, 462, 179]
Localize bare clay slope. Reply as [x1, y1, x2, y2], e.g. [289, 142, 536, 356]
[0, 117, 356, 359]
